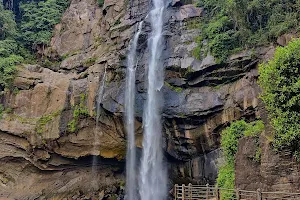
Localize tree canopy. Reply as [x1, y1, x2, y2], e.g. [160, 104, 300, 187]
[0, 0, 69, 90]
[0, 3, 17, 39]
[19, 0, 69, 48]
[194, 0, 300, 62]
[0, 4, 22, 90]
[259, 38, 300, 159]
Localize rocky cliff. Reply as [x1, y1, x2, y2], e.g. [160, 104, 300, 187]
[235, 108, 300, 193]
[235, 136, 300, 193]
[0, 0, 295, 199]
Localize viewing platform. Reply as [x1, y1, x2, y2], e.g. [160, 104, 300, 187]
[174, 184, 300, 200]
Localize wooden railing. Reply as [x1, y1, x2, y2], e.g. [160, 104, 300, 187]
[174, 184, 300, 200]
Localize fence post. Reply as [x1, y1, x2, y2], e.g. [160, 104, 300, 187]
[188, 183, 192, 200]
[175, 184, 178, 200]
[206, 183, 209, 200]
[257, 188, 262, 200]
[182, 184, 185, 200]
[215, 186, 220, 200]
[236, 188, 240, 200]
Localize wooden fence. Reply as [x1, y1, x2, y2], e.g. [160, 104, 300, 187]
[174, 184, 300, 200]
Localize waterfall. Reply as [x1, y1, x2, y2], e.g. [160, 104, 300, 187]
[92, 66, 107, 188]
[139, 0, 167, 200]
[96, 66, 107, 124]
[125, 21, 143, 200]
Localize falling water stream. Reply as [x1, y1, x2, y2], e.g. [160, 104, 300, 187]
[96, 66, 107, 124]
[125, 21, 143, 200]
[139, 0, 167, 200]
[92, 66, 107, 188]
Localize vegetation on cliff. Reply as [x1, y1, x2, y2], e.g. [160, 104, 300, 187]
[194, 0, 300, 62]
[68, 94, 90, 133]
[217, 120, 264, 199]
[259, 39, 300, 160]
[0, 3, 24, 90]
[97, 0, 104, 7]
[0, 104, 4, 119]
[19, 0, 69, 49]
[0, 0, 68, 90]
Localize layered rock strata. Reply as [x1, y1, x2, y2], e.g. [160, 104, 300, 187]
[0, 0, 285, 198]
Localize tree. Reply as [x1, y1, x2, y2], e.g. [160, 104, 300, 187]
[259, 39, 300, 158]
[19, 0, 69, 49]
[195, 0, 300, 62]
[0, 3, 21, 90]
[0, 3, 17, 39]
[0, 0, 69, 90]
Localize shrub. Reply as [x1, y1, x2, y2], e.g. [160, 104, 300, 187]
[217, 120, 264, 199]
[0, 40, 18, 57]
[0, 104, 4, 120]
[97, 0, 104, 7]
[68, 94, 89, 133]
[0, 4, 17, 39]
[217, 162, 235, 200]
[258, 39, 300, 157]
[83, 57, 97, 67]
[35, 110, 62, 134]
[0, 54, 24, 90]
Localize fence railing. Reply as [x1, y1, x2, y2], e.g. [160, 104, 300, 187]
[174, 184, 300, 200]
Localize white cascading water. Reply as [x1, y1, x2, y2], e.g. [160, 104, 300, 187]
[96, 66, 107, 124]
[92, 66, 107, 188]
[125, 21, 143, 200]
[139, 0, 167, 200]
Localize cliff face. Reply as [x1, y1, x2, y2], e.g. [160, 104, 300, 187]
[0, 0, 283, 199]
[236, 137, 300, 191]
[235, 121, 300, 193]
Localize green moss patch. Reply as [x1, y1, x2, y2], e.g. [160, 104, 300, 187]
[35, 110, 62, 135]
[68, 94, 89, 133]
